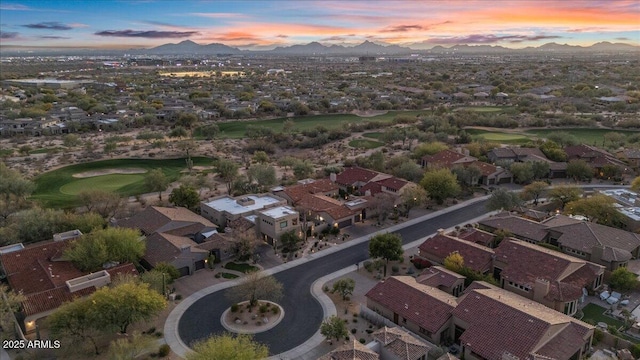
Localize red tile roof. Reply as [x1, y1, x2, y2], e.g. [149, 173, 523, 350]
[360, 181, 383, 196]
[457, 228, 496, 247]
[416, 266, 465, 289]
[298, 194, 358, 221]
[422, 150, 476, 168]
[335, 167, 381, 186]
[453, 284, 593, 360]
[495, 239, 603, 301]
[0, 240, 139, 317]
[282, 178, 339, 204]
[375, 177, 409, 192]
[418, 234, 494, 273]
[366, 276, 457, 333]
[373, 327, 431, 359]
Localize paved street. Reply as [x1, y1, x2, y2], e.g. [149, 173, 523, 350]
[177, 198, 489, 355]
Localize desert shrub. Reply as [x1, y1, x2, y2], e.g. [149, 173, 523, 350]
[231, 303, 239, 312]
[158, 344, 170, 357]
[359, 338, 366, 344]
[351, 328, 357, 334]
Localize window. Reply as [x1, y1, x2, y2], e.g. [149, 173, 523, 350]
[402, 317, 407, 324]
[280, 221, 288, 229]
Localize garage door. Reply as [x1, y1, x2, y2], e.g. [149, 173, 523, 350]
[177, 266, 190, 277]
[195, 260, 206, 271]
[337, 219, 353, 228]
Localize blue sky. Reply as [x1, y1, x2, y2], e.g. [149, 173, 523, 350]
[1, 0, 638, 49]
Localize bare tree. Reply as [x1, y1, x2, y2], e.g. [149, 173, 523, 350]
[226, 271, 283, 309]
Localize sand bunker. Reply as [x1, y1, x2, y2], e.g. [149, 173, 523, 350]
[72, 168, 147, 178]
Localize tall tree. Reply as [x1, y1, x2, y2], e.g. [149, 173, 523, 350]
[548, 185, 583, 209]
[420, 168, 461, 205]
[567, 160, 593, 182]
[565, 195, 625, 227]
[90, 280, 166, 334]
[486, 188, 523, 211]
[320, 315, 348, 342]
[226, 271, 283, 309]
[77, 190, 123, 219]
[368, 192, 396, 224]
[509, 162, 534, 184]
[292, 160, 314, 179]
[369, 233, 404, 277]
[521, 181, 549, 205]
[0, 284, 25, 341]
[331, 278, 356, 301]
[399, 186, 427, 217]
[279, 230, 302, 252]
[64, 227, 144, 272]
[48, 297, 103, 355]
[186, 333, 268, 360]
[107, 331, 155, 360]
[169, 185, 200, 210]
[531, 161, 550, 180]
[609, 267, 638, 292]
[144, 168, 169, 200]
[216, 159, 239, 194]
[247, 164, 277, 189]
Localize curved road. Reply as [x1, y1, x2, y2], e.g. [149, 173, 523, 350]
[178, 198, 489, 355]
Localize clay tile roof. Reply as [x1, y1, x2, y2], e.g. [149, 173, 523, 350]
[479, 215, 548, 242]
[283, 178, 339, 204]
[22, 286, 95, 316]
[335, 167, 381, 186]
[453, 285, 593, 360]
[366, 276, 457, 334]
[360, 182, 383, 196]
[117, 206, 215, 235]
[416, 266, 465, 289]
[457, 228, 496, 247]
[422, 149, 477, 167]
[298, 194, 357, 220]
[318, 339, 379, 360]
[418, 234, 494, 273]
[195, 233, 235, 252]
[143, 232, 203, 266]
[533, 322, 590, 359]
[468, 161, 498, 176]
[375, 177, 408, 191]
[0, 240, 84, 294]
[549, 221, 640, 254]
[374, 327, 431, 359]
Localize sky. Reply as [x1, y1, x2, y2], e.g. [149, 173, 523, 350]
[0, 0, 638, 50]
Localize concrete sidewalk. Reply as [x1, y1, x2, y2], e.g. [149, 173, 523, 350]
[164, 195, 492, 359]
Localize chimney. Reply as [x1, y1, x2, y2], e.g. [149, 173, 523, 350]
[533, 278, 550, 303]
[329, 173, 337, 183]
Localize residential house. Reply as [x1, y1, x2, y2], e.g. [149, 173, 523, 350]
[0, 239, 137, 334]
[493, 239, 604, 316]
[456, 227, 497, 248]
[416, 266, 465, 297]
[421, 149, 512, 185]
[478, 214, 550, 244]
[451, 282, 593, 360]
[546, 221, 640, 270]
[200, 194, 286, 227]
[298, 193, 361, 230]
[417, 231, 494, 274]
[371, 326, 432, 360]
[117, 206, 221, 276]
[273, 178, 339, 205]
[616, 149, 640, 170]
[256, 206, 300, 246]
[366, 276, 458, 344]
[366, 278, 593, 360]
[318, 339, 380, 360]
[564, 144, 627, 175]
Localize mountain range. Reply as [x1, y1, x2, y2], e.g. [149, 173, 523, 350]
[137, 40, 639, 56]
[1, 40, 637, 56]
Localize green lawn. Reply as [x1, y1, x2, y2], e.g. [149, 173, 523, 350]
[456, 106, 514, 113]
[31, 157, 212, 208]
[348, 139, 384, 149]
[464, 129, 532, 145]
[464, 127, 640, 146]
[362, 132, 384, 139]
[525, 128, 640, 146]
[582, 303, 624, 329]
[224, 262, 258, 273]
[217, 110, 428, 139]
[221, 272, 239, 279]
